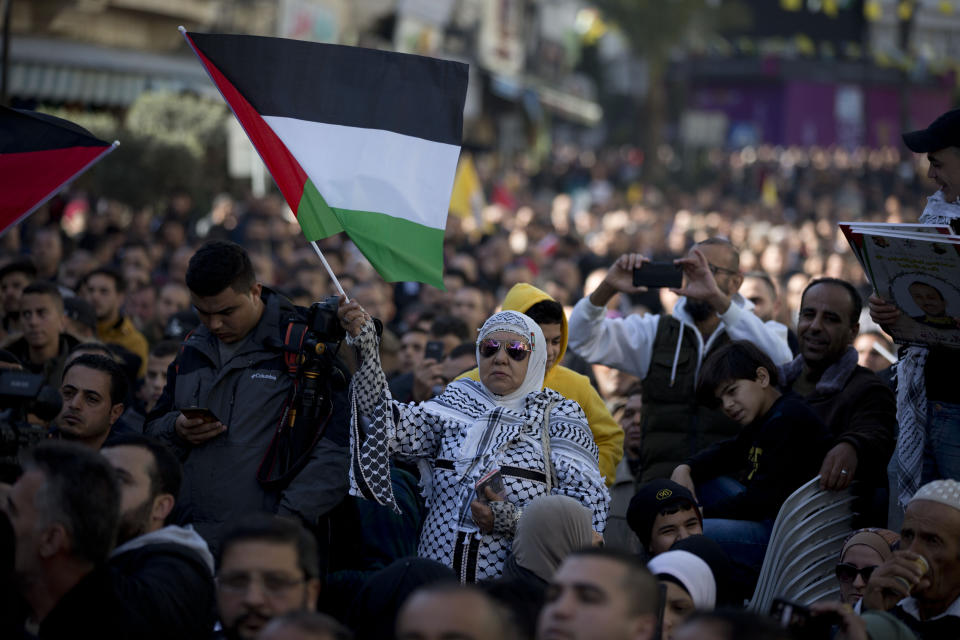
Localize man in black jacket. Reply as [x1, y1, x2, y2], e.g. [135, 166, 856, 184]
[101, 434, 216, 639]
[3, 441, 125, 638]
[779, 278, 897, 523]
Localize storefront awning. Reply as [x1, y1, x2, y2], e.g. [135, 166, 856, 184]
[4, 36, 219, 107]
[489, 72, 603, 127]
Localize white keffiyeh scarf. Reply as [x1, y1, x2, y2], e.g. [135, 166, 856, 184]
[897, 190, 960, 508]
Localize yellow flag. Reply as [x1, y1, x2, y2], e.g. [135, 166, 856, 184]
[449, 154, 484, 220]
[897, 1, 914, 20]
[762, 175, 778, 208]
[795, 34, 816, 56]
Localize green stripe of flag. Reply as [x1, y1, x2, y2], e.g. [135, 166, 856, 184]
[297, 179, 445, 289]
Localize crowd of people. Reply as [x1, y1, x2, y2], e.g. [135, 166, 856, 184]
[1, 105, 959, 640]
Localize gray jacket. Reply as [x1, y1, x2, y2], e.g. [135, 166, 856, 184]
[604, 457, 642, 554]
[144, 288, 350, 552]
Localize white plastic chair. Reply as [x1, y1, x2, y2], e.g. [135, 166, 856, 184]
[747, 476, 856, 613]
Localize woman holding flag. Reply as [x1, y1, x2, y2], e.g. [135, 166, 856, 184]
[338, 298, 608, 582]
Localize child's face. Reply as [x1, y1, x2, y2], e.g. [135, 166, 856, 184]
[715, 369, 771, 425]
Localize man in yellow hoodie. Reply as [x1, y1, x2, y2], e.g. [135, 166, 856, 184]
[460, 283, 623, 486]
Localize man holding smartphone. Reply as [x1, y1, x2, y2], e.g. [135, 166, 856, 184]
[567, 238, 792, 483]
[145, 241, 350, 554]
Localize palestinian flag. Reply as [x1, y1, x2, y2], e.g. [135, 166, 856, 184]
[183, 30, 469, 289]
[0, 106, 116, 236]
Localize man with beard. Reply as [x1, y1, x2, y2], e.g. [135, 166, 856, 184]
[3, 441, 124, 638]
[78, 267, 149, 377]
[214, 515, 320, 640]
[568, 239, 792, 483]
[101, 435, 217, 639]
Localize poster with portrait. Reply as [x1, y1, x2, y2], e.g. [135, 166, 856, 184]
[839, 222, 952, 265]
[846, 227, 960, 347]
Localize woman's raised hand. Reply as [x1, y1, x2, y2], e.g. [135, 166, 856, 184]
[337, 296, 370, 338]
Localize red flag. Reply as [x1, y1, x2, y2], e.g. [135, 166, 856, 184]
[0, 106, 117, 235]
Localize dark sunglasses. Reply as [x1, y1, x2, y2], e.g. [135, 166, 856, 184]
[478, 338, 530, 361]
[835, 563, 877, 584]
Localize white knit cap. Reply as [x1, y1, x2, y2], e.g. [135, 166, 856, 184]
[647, 549, 716, 610]
[909, 478, 960, 512]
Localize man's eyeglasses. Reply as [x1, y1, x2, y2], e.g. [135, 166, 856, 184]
[835, 563, 877, 584]
[216, 570, 306, 595]
[478, 338, 531, 361]
[707, 263, 739, 278]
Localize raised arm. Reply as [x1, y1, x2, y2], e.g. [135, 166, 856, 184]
[568, 255, 661, 378]
[339, 299, 443, 459]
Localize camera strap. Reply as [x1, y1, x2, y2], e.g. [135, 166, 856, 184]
[256, 316, 330, 492]
[282, 319, 309, 374]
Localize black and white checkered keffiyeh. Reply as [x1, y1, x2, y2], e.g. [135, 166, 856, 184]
[896, 191, 960, 508]
[347, 319, 608, 582]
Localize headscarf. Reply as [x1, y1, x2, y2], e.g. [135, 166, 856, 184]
[648, 549, 717, 610]
[512, 495, 594, 582]
[351, 310, 600, 530]
[454, 311, 546, 468]
[840, 528, 899, 563]
[474, 310, 546, 409]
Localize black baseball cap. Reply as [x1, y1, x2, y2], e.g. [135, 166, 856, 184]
[902, 108, 960, 153]
[626, 478, 701, 548]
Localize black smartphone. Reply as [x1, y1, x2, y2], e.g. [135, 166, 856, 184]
[769, 598, 838, 639]
[180, 407, 220, 423]
[633, 261, 682, 289]
[424, 340, 445, 362]
[475, 468, 505, 502]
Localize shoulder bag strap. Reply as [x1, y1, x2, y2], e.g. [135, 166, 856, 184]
[541, 399, 558, 494]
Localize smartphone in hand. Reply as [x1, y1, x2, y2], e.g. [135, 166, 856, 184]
[180, 407, 220, 423]
[769, 598, 838, 639]
[633, 262, 682, 289]
[475, 468, 505, 503]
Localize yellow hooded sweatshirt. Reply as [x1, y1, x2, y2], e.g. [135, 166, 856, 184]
[461, 283, 623, 485]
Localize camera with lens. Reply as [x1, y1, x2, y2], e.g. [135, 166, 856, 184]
[258, 295, 348, 491]
[301, 296, 347, 357]
[0, 369, 62, 482]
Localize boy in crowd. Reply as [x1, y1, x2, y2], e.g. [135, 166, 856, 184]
[671, 341, 831, 589]
[626, 478, 703, 559]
